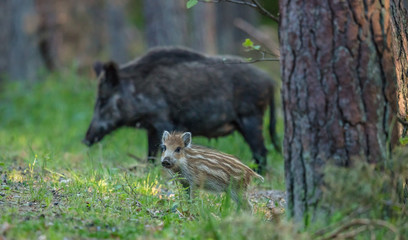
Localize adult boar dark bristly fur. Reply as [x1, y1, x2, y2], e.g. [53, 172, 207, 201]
[83, 47, 279, 173]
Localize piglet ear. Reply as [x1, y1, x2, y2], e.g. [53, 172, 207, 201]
[103, 61, 120, 86]
[93, 61, 103, 77]
[182, 132, 192, 147]
[162, 131, 170, 143]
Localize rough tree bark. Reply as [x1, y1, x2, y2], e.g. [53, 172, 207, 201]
[143, 0, 188, 47]
[390, 0, 408, 136]
[279, 0, 398, 223]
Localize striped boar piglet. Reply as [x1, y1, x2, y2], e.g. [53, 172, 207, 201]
[161, 131, 263, 210]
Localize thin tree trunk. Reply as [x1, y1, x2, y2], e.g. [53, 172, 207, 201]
[0, 0, 11, 82]
[215, 2, 258, 54]
[106, 1, 131, 64]
[390, 0, 408, 136]
[191, 2, 216, 54]
[143, 0, 187, 47]
[279, 0, 397, 223]
[0, 0, 43, 81]
[36, 0, 60, 71]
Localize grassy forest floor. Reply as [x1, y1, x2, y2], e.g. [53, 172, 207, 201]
[1, 68, 407, 239]
[0, 69, 292, 239]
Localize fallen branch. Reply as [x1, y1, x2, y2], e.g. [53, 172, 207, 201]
[315, 218, 400, 240]
[127, 153, 145, 162]
[122, 173, 142, 207]
[334, 225, 368, 239]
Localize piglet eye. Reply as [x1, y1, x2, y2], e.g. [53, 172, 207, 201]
[160, 144, 166, 152]
[174, 147, 181, 153]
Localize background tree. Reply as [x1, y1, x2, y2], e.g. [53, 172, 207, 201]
[0, 0, 44, 82]
[143, 0, 188, 48]
[279, 0, 398, 223]
[190, 2, 217, 53]
[106, 0, 132, 64]
[37, 0, 60, 71]
[215, 2, 259, 54]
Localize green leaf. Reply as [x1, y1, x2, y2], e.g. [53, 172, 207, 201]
[242, 38, 254, 48]
[400, 137, 408, 145]
[253, 45, 261, 50]
[186, 0, 198, 9]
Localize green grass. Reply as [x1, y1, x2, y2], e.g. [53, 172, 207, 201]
[1, 67, 406, 239]
[0, 68, 287, 239]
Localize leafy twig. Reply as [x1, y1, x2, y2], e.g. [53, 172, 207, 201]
[197, 0, 279, 23]
[250, 0, 279, 22]
[226, 58, 280, 64]
[234, 18, 280, 56]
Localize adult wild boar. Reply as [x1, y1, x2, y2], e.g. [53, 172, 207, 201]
[83, 47, 279, 173]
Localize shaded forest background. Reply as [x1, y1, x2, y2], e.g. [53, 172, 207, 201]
[0, 0, 279, 82]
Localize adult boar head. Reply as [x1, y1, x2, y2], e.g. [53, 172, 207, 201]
[82, 61, 126, 146]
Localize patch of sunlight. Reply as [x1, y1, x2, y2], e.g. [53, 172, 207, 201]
[86, 175, 113, 194]
[44, 167, 67, 182]
[139, 174, 161, 196]
[28, 154, 38, 176]
[8, 169, 24, 183]
[97, 178, 109, 192]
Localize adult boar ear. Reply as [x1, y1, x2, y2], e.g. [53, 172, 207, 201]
[182, 132, 191, 147]
[93, 61, 103, 77]
[103, 61, 120, 86]
[162, 131, 170, 143]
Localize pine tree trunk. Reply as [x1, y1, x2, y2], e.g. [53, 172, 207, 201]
[390, 0, 408, 136]
[279, 0, 398, 223]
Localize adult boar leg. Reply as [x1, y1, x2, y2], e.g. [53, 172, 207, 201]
[237, 115, 267, 174]
[147, 123, 174, 163]
[147, 130, 161, 163]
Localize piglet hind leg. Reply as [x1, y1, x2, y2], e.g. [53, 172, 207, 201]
[229, 189, 253, 212]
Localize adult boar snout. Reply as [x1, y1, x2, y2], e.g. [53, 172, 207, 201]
[82, 138, 92, 147]
[82, 123, 99, 146]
